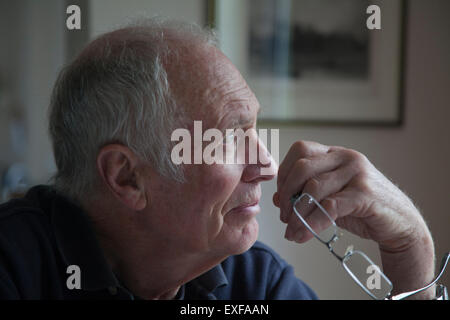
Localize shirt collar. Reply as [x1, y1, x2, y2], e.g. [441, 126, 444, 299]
[194, 264, 229, 293]
[176, 264, 229, 300]
[48, 187, 120, 291]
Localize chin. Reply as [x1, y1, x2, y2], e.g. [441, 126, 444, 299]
[224, 218, 259, 256]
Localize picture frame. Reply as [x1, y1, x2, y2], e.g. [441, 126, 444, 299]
[207, 0, 406, 126]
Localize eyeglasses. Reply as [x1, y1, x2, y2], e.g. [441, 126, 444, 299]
[291, 193, 449, 300]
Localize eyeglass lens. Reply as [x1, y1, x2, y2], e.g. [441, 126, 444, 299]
[343, 250, 393, 300]
[293, 193, 393, 300]
[293, 193, 337, 244]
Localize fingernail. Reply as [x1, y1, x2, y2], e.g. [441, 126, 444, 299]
[294, 231, 303, 243]
[273, 192, 280, 207]
[284, 229, 292, 241]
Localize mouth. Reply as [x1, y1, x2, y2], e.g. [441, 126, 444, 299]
[227, 199, 261, 216]
[226, 186, 262, 217]
[231, 201, 259, 210]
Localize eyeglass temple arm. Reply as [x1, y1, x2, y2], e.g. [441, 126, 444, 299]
[388, 252, 450, 300]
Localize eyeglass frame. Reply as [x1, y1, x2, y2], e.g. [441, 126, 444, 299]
[290, 192, 449, 300]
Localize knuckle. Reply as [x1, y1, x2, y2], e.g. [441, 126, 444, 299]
[304, 177, 321, 196]
[292, 140, 308, 153]
[321, 197, 338, 217]
[327, 145, 344, 153]
[291, 140, 312, 158]
[346, 149, 370, 170]
[355, 172, 372, 194]
[295, 158, 311, 173]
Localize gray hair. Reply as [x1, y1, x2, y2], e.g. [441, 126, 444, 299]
[48, 17, 217, 202]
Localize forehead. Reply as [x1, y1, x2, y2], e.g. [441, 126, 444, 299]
[166, 43, 259, 127]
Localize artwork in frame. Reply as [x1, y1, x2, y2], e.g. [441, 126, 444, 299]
[208, 0, 405, 126]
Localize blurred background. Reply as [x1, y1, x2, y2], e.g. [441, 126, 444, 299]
[0, 0, 449, 299]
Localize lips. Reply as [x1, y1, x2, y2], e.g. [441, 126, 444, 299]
[226, 186, 262, 215]
[230, 201, 259, 211]
[227, 193, 261, 214]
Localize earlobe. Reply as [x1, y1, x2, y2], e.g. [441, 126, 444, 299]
[96, 144, 148, 211]
[132, 173, 149, 211]
[136, 193, 148, 211]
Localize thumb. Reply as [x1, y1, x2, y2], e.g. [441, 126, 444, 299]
[273, 192, 280, 207]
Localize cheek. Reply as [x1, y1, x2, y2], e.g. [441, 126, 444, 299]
[204, 165, 240, 197]
[199, 164, 242, 230]
[174, 164, 243, 251]
[201, 165, 260, 254]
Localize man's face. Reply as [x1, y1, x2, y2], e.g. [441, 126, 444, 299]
[143, 43, 277, 261]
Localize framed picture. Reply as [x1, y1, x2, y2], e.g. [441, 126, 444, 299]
[208, 0, 405, 126]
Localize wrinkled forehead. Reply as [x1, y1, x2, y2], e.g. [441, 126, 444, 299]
[166, 43, 259, 128]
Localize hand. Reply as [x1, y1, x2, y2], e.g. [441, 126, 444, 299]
[273, 140, 436, 298]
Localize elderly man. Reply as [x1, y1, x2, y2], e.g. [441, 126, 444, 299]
[0, 19, 437, 300]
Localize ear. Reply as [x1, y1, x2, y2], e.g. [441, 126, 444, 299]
[96, 144, 147, 211]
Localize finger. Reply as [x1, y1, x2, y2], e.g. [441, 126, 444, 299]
[291, 197, 340, 243]
[289, 191, 357, 244]
[283, 165, 356, 240]
[301, 163, 358, 201]
[273, 192, 280, 208]
[277, 141, 329, 190]
[278, 151, 344, 223]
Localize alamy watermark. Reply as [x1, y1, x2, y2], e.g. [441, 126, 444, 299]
[170, 121, 278, 175]
[66, 5, 81, 30]
[66, 264, 81, 290]
[366, 4, 381, 30]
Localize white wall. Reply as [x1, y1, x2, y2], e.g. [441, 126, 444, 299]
[20, 1, 65, 184]
[257, 0, 450, 299]
[89, 0, 205, 38]
[2, 0, 448, 300]
[0, 1, 20, 168]
[0, 0, 64, 185]
[1, 0, 204, 182]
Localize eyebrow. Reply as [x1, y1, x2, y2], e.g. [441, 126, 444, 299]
[221, 99, 260, 129]
[231, 108, 259, 128]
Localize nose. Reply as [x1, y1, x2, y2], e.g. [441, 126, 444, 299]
[241, 132, 278, 183]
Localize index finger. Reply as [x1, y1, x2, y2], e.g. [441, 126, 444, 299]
[277, 140, 330, 190]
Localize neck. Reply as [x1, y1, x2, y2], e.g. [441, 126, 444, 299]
[85, 203, 224, 300]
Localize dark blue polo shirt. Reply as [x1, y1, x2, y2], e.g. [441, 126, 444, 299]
[0, 185, 317, 300]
